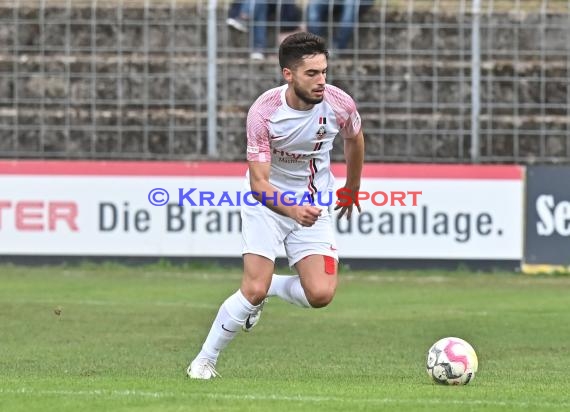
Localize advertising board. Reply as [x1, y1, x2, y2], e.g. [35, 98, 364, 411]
[0, 161, 523, 261]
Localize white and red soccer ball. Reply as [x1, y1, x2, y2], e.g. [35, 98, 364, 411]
[426, 337, 479, 385]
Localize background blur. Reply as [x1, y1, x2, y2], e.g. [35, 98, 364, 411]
[1, 0, 569, 164]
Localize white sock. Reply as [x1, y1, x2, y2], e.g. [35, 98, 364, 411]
[267, 274, 311, 308]
[197, 289, 257, 363]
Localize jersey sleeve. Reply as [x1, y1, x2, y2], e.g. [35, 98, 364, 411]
[342, 109, 362, 140]
[246, 103, 271, 162]
[325, 85, 362, 139]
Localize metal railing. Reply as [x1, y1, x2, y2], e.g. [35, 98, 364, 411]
[0, 0, 569, 163]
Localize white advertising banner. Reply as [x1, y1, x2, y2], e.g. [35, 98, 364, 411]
[0, 161, 524, 259]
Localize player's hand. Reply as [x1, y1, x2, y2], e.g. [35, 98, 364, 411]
[334, 187, 362, 220]
[291, 205, 322, 227]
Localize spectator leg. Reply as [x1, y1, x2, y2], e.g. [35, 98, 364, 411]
[334, 0, 358, 50]
[307, 0, 329, 38]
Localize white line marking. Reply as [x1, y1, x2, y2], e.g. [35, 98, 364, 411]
[0, 298, 218, 310]
[0, 388, 168, 398]
[1, 388, 568, 408]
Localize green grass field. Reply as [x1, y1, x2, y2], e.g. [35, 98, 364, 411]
[1, 263, 569, 412]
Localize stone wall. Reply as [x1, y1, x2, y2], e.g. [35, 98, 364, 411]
[0, 4, 568, 162]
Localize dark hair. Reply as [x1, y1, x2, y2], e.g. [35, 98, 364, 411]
[278, 32, 329, 70]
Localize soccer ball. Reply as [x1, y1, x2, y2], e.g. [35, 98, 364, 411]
[426, 337, 478, 385]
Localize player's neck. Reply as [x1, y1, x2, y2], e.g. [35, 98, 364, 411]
[285, 87, 315, 111]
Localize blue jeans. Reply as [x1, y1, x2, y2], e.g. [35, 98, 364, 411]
[245, 0, 269, 51]
[227, 1, 244, 19]
[230, 1, 302, 52]
[247, 1, 301, 51]
[307, 0, 358, 50]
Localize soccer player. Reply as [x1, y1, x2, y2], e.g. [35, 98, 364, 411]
[187, 32, 364, 379]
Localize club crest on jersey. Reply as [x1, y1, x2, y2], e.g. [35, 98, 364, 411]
[316, 117, 327, 140]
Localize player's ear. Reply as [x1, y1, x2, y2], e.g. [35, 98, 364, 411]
[282, 67, 292, 83]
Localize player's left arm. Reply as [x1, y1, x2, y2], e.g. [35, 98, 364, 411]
[335, 129, 364, 219]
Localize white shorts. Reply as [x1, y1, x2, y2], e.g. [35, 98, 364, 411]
[241, 204, 339, 267]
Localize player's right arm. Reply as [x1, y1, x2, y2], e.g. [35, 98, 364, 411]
[248, 161, 321, 227]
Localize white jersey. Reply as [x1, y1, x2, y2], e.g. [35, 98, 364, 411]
[245, 84, 361, 202]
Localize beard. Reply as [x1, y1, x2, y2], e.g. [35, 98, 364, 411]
[293, 84, 324, 105]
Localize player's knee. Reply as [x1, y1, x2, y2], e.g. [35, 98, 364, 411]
[241, 283, 268, 305]
[306, 286, 335, 308]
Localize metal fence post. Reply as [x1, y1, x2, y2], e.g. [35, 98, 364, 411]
[207, 0, 218, 157]
[471, 0, 481, 162]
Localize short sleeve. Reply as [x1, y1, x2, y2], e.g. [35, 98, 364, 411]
[341, 109, 362, 140]
[245, 88, 283, 162]
[246, 106, 271, 162]
[324, 85, 362, 139]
